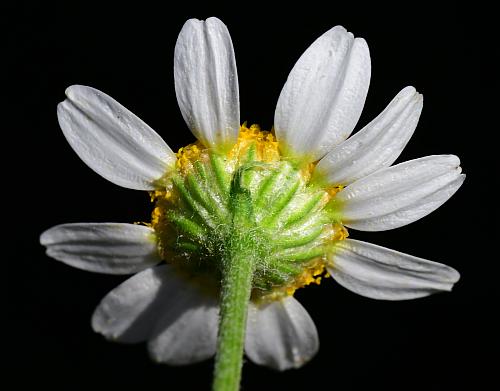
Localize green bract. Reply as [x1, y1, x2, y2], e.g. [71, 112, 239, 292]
[152, 127, 346, 302]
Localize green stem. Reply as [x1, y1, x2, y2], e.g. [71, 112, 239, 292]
[212, 178, 257, 391]
[212, 246, 254, 391]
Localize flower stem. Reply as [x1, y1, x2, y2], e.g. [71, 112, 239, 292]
[212, 183, 257, 391]
[212, 246, 254, 391]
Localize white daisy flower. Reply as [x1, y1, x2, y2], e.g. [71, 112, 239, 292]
[40, 16, 463, 384]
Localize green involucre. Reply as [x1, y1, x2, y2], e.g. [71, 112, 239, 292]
[154, 149, 344, 299]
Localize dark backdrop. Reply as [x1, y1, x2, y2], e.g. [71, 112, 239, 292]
[7, 2, 494, 390]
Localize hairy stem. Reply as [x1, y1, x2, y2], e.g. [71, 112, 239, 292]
[212, 245, 254, 391]
[212, 179, 257, 391]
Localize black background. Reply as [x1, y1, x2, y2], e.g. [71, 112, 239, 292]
[7, 2, 495, 390]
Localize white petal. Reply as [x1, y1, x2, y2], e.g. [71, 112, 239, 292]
[274, 26, 370, 161]
[148, 285, 218, 365]
[327, 239, 460, 300]
[40, 223, 161, 275]
[174, 17, 240, 151]
[316, 86, 423, 185]
[92, 265, 186, 343]
[336, 155, 465, 231]
[57, 85, 176, 190]
[245, 297, 318, 371]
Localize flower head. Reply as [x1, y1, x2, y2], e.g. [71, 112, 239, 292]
[41, 17, 463, 373]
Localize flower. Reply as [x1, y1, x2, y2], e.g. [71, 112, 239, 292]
[40, 17, 463, 372]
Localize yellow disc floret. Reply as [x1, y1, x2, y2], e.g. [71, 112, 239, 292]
[229, 123, 280, 162]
